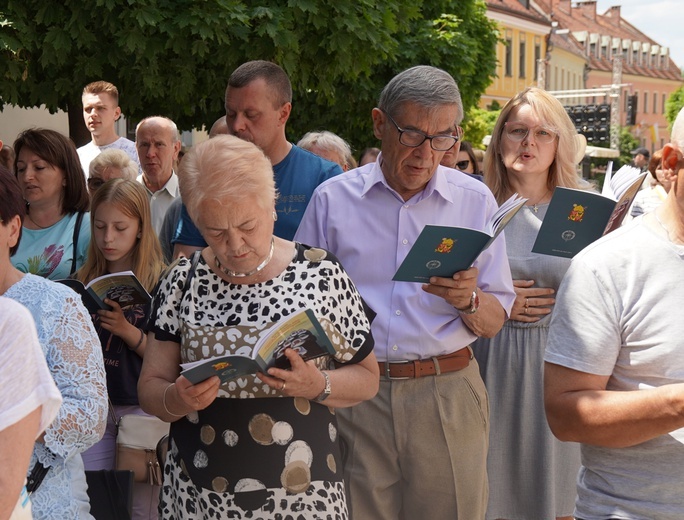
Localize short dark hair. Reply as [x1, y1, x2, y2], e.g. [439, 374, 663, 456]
[227, 60, 292, 108]
[0, 164, 25, 256]
[13, 129, 90, 214]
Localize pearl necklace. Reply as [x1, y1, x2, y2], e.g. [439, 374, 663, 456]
[214, 238, 275, 278]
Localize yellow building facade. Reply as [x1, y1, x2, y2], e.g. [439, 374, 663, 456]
[481, 3, 550, 109]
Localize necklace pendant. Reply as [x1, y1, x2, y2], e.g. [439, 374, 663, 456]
[533, 204, 539, 213]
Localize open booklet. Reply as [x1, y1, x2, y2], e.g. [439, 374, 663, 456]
[532, 162, 647, 258]
[180, 309, 336, 385]
[392, 193, 528, 283]
[57, 271, 151, 313]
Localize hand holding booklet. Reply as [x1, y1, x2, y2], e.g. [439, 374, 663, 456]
[180, 309, 336, 385]
[57, 271, 151, 313]
[532, 162, 647, 258]
[393, 193, 527, 283]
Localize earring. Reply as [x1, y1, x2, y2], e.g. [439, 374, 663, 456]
[137, 233, 142, 239]
[273, 211, 278, 221]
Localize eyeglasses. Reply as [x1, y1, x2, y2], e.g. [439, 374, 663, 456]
[87, 177, 106, 190]
[504, 122, 558, 144]
[382, 110, 463, 151]
[456, 160, 471, 171]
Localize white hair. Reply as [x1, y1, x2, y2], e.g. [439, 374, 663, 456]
[671, 107, 684, 151]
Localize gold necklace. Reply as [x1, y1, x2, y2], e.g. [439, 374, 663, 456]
[214, 238, 275, 278]
[526, 189, 550, 213]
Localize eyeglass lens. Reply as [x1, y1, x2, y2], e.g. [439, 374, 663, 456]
[505, 123, 556, 144]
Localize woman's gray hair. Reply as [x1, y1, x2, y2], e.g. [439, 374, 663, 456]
[179, 135, 276, 225]
[378, 66, 463, 125]
[297, 131, 355, 170]
[89, 149, 138, 181]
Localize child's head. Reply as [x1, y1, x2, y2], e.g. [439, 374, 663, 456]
[78, 179, 164, 289]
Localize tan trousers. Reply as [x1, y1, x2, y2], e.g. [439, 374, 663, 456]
[338, 360, 489, 520]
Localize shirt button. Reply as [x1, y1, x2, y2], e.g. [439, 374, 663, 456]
[402, 239, 408, 245]
[392, 345, 398, 351]
[395, 310, 401, 316]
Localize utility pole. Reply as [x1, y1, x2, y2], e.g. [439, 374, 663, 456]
[610, 56, 622, 151]
[537, 58, 547, 90]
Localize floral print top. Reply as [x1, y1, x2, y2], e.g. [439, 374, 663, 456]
[12, 212, 90, 280]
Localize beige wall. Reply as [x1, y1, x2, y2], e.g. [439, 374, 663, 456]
[0, 105, 69, 145]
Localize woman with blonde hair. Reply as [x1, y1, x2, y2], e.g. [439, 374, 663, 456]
[473, 87, 590, 520]
[77, 179, 166, 519]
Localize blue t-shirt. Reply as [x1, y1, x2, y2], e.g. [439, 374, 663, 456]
[173, 144, 342, 245]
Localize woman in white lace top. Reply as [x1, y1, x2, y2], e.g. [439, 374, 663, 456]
[0, 165, 108, 519]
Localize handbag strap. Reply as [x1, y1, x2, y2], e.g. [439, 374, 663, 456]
[70, 211, 85, 276]
[108, 397, 120, 428]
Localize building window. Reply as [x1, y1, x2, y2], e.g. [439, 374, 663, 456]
[633, 49, 638, 64]
[643, 92, 648, 113]
[519, 41, 526, 79]
[653, 92, 658, 114]
[590, 42, 596, 57]
[505, 38, 513, 77]
[534, 43, 541, 81]
[663, 92, 667, 114]
[601, 45, 608, 58]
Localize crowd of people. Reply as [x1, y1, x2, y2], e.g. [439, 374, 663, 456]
[1, 59, 684, 520]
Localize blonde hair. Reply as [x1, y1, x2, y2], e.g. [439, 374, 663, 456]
[83, 81, 119, 103]
[76, 179, 165, 292]
[484, 87, 589, 203]
[89, 149, 138, 181]
[179, 135, 276, 225]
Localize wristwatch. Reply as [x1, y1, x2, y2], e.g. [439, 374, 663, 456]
[313, 371, 331, 403]
[457, 289, 480, 315]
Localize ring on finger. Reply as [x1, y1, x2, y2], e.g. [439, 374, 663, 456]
[281, 381, 287, 392]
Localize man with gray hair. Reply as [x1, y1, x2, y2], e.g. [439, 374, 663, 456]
[135, 116, 181, 234]
[295, 66, 514, 519]
[544, 106, 684, 520]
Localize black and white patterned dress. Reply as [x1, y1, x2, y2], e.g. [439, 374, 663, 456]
[150, 244, 374, 519]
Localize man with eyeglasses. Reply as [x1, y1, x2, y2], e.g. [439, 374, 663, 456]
[544, 107, 684, 520]
[295, 66, 515, 520]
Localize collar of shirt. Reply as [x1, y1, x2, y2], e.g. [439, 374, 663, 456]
[361, 152, 455, 206]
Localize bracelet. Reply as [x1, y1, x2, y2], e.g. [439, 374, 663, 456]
[129, 328, 144, 352]
[163, 383, 186, 417]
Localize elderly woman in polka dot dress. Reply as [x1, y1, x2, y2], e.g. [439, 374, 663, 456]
[138, 135, 379, 519]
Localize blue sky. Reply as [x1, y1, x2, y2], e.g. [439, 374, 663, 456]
[595, 0, 684, 69]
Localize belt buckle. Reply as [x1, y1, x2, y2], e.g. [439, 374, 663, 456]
[385, 360, 411, 380]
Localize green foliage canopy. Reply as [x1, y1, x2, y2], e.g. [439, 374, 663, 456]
[1, 0, 498, 153]
[665, 85, 684, 130]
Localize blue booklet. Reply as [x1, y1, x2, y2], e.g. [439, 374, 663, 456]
[393, 194, 527, 283]
[179, 309, 335, 385]
[532, 164, 646, 258]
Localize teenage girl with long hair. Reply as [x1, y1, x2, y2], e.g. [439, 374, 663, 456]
[78, 179, 166, 520]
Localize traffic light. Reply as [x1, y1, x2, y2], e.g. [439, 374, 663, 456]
[626, 95, 637, 126]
